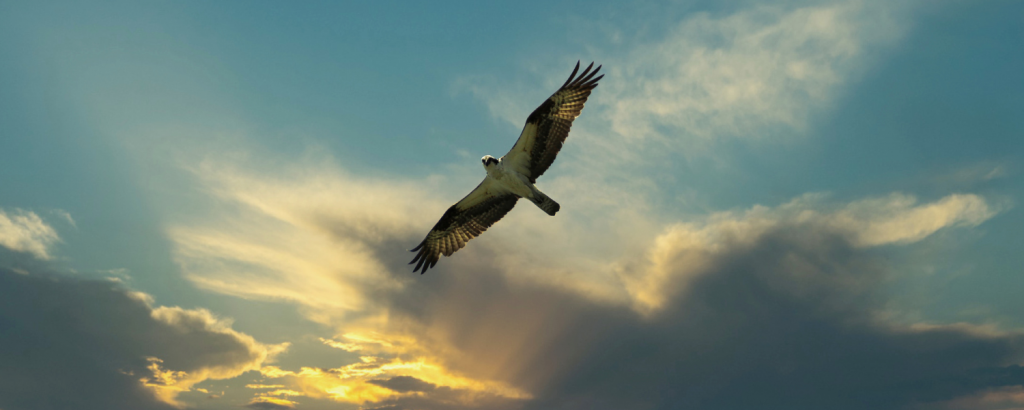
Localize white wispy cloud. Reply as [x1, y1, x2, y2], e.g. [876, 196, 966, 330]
[602, 1, 905, 147]
[463, 1, 908, 157]
[0, 208, 62, 260]
[169, 153, 442, 324]
[829, 193, 997, 247]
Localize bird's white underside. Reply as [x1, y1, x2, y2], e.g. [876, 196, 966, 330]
[457, 162, 535, 211]
[454, 123, 541, 211]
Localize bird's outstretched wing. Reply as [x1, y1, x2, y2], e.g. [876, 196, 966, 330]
[502, 61, 603, 183]
[409, 177, 519, 274]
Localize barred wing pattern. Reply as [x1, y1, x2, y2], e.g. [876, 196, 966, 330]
[503, 61, 604, 183]
[409, 179, 519, 274]
[410, 62, 602, 274]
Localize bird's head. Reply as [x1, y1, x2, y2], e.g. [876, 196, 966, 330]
[481, 155, 499, 169]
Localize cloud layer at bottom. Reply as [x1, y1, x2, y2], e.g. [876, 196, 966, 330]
[371, 216, 1024, 410]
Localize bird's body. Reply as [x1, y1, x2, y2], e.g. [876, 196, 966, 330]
[483, 156, 532, 199]
[410, 61, 602, 273]
[483, 155, 561, 216]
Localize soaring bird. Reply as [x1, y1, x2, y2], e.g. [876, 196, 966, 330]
[410, 61, 603, 274]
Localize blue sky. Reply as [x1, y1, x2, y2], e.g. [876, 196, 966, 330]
[1, 1, 1023, 409]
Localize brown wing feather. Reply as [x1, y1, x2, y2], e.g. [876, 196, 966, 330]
[513, 61, 603, 183]
[409, 194, 519, 274]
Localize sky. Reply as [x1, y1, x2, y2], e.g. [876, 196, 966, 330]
[1, 1, 1023, 409]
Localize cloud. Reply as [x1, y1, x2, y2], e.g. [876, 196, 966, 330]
[164, 144, 1016, 409]
[622, 192, 998, 313]
[931, 161, 1011, 188]
[601, 1, 906, 147]
[926, 385, 1024, 410]
[832, 193, 997, 246]
[140, 306, 289, 406]
[367, 207, 1023, 410]
[462, 1, 908, 158]
[168, 154, 440, 324]
[0, 208, 62, 260]
[160, 133, 1012, 405]
[257, 353, 529, 409]
[244, 396, 297, 409]
[246, 384, 287, 389]
[52, 209, 77, 228]
[0, 258, 287, 410]
[369, 375, 439, 393]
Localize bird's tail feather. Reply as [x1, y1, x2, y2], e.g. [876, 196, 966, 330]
[529, 189, 560, 216]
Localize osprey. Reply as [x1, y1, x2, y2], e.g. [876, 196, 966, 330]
[410, 61, 603, 274]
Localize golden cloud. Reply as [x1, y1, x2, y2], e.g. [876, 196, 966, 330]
[138, 306, 289, 407]
[166, 146, 1002, 404]
[246, 396, 298, 408]
[259, 355, 530, 407]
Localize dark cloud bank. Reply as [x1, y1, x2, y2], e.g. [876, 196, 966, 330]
[0, 250, 263, 410]
[2, 220, 1020, 410]
[375, 222, 1024, 410]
